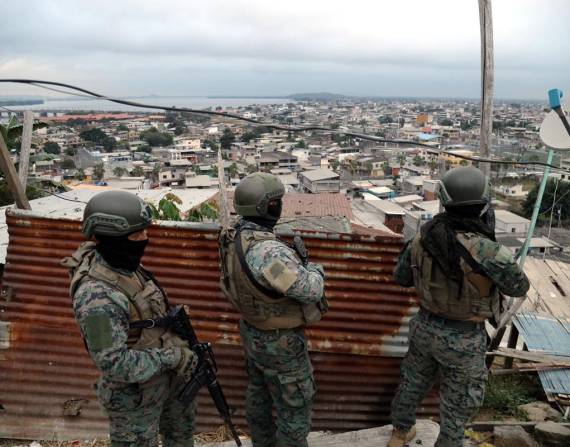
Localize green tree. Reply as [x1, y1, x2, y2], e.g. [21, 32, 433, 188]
[80, 128, 107, 144]
[147, 193, 183, 221]
[241, 131, 256, 143]
[0, 115, 48, 151]
[412, 155, 425, 166]
[246, 163, 257, 174]
[228, 162, 238, 178]
[117, 124, 129, 132]
[138, 143, 152, 154]
[347, 159, 358, 178]
[65, 147, 78, 157]
[92, 162, 105, 180]
[131, 166, 145, 177]
[187, 202, 219, 222]
[140, 127, 173, 147]
[439, 118, 454, 126]
[103, 136, 116, 152]
[220, 128, 235, 149]
[75, 168, 86, 181]
[203, 139, 218, 150]
[61, 158, 75, 169]
[113, 166, 127, 177]
[43, 141, 61, 154]
[330, 159, 340, 171]
[522, 179, 570, 222]
[295, 140, 306, 149]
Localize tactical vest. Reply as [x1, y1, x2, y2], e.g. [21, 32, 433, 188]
[219, 228, 323, 330]
[63, 242, 183, 350]
[410, 232, 501, 322]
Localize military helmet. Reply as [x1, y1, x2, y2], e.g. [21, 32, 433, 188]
[234, 172, 285, 218]
[82, 190, 153, 238]
[438, 166, 490, 208]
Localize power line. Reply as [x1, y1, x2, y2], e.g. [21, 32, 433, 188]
[0, 104, 18, 114]
[26, 185, 87, 204]
[0, 78, 567, 173]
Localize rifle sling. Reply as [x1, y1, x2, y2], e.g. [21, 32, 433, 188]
[130, 315, 176, 329]
[456, 239, 487, 276]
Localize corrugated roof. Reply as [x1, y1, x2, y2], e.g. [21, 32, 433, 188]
[513, 313, 570, 396]
[518, 258, 570, 320]
[0, 207, 437, 440]
[217, 191, 354, 220]
[300, 168, 339, 182]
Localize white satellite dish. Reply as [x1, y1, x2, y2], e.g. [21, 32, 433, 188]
[540, 98, 570, 150]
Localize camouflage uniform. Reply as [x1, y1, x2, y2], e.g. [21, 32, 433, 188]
[67, 246, 196, 447]
[233, 222, 325, 447]
[391, 232, 529, 447]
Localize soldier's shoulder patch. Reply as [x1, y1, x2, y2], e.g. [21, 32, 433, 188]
[262, 259, 298, 294]
[83, 314, 113, 351]
[459, 235, 498, 262]
[493, 244, 515, 266]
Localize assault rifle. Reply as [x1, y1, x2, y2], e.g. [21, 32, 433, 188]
[167, 305, 242, 446]
[292, 235, 329, 314]
[292, 235, 308, 266]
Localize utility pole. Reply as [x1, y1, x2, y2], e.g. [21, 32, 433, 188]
[18, 110, 34, 188]
[479, 0, 494, 178]
[0, 132, 31, 210]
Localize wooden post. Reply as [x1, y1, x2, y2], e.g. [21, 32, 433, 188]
[0, 132, 31, 210]
[18, 110, 33, 188]
[479, 0, 494, 178]
[504, 325, 519, 369]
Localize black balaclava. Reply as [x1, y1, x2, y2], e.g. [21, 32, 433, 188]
[96, 234, 149, 272]
[243, 198, 283, 231]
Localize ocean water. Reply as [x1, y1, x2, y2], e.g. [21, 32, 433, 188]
[8, 96, 295, 113]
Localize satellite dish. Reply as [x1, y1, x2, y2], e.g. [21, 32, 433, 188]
[540, 98, 570, 150]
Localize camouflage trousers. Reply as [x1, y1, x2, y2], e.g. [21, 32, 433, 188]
[391, 311, 488, 447]
[239, 319, 316, 447]
[96, 371, 196, 446]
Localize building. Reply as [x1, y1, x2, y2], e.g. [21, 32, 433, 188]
[495, 210, 531, 235]
[364, 199, 406, 233]
[185, 174, 214, 189]
[299, 168, 340, 193]
[391, 194, 423, 209]
[401, 176, 427, 195]
[423, 179, 440, 200]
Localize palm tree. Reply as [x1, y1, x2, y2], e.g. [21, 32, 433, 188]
[131, 166, 145, 177]
[93, 162, 105, 180]
[113, 166, 126, 177]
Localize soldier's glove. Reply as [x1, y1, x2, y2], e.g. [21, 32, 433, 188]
[307, 262, 325, 278]
[174, 347, 199, 382]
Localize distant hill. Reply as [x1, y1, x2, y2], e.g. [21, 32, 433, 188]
[288, 92, 353, 101]
[0, 96, 44, 106]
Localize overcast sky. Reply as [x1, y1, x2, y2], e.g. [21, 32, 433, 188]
[0, 0, 568, 100]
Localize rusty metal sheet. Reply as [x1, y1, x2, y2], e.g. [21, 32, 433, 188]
[0, 211, 437, 440]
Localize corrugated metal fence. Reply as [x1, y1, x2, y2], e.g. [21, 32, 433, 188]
[0, 210, 437, 440]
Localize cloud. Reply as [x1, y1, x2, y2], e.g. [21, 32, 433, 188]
[0, 0, 567, 99]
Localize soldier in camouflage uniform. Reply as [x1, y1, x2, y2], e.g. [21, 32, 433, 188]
[219, 173, 328, 447]
[61, 191, 199, 447]
[389, 167, 530, 447]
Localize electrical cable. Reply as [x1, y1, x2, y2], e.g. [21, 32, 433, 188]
[0, 104, 18, 114]
[26, 184, 87, 204]
[0, 78, 566, 173]
[538, 187, 570, 217]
